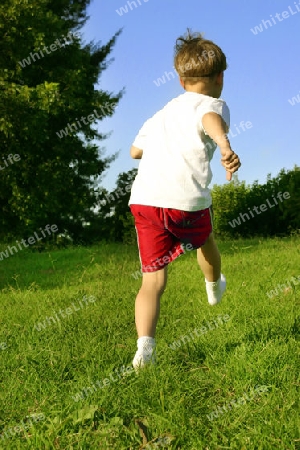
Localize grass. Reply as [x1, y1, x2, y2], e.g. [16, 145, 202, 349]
[0, 236, 299, 449]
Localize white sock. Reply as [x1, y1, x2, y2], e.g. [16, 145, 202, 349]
[205, 274, 226, 305]
[137, 336, 155, 351]
[132, 336, 156, 370]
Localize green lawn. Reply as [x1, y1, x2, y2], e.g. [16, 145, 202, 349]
[0, 237, 299, 449]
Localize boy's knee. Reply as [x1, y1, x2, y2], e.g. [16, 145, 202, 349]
[142, 270, 167, 293]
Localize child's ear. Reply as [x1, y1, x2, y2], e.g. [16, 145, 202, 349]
[179, 77, 185, 88]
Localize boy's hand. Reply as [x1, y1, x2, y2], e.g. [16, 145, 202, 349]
[130, 145, 143, 159]
[221, 150, 241, 181]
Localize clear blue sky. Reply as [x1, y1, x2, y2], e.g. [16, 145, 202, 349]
[82, 0, 300, 192]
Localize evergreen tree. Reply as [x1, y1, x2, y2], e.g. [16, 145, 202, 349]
[90, 169, 138, 244]
[0, 0, 122, 240]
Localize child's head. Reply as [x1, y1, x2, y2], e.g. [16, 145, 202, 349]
[174, 29, 227, 96]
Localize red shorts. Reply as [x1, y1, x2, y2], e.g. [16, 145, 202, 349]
[130, 205, 212, 273]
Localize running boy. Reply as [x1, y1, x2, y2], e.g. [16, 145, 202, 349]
[128, 30, 241, 369]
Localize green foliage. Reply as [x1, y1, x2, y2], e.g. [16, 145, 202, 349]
[108, 168, 138, 243]
[0, 0, 122, 240]
[211, 175, 250, 238]
[212, 166, 300, 237]
[96, 165, 299, 245]
[82, 168, 138, 244]
[120, 211, 137, 245]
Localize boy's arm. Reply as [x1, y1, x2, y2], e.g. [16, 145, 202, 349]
[202, 112, 241, 181]
[130, 145, 143, 159]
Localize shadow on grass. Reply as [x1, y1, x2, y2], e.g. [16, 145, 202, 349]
[0, 243, 137, 291]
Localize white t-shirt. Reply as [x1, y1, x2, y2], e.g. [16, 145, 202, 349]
[129, 91, 230, 211]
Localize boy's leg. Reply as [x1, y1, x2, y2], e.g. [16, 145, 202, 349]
[133, 266, 167, 370]
[135, 267, 168, 337]
[196, 232, 220, 282]
[197, 233, 226, 305]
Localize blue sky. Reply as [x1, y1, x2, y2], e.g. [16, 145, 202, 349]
[82, 0, 300, 192]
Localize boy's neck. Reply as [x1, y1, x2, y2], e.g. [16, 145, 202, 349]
[184, 85, 221, 98]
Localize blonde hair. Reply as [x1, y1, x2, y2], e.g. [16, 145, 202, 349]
[174, 29, 227, 81]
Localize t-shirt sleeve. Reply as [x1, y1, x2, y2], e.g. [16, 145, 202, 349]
[132, 118, 152, 149]
[197, 99, 230, 134]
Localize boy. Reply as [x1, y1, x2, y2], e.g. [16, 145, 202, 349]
[128, 30, 241, 370]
